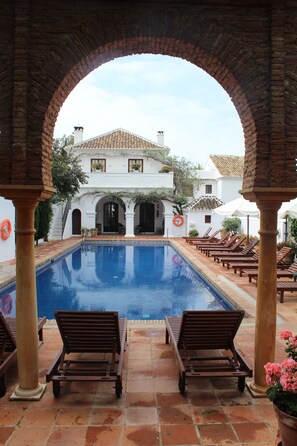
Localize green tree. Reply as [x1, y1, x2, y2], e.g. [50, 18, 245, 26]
[221, 217, 241, 234]
[34, 134, 88, 242]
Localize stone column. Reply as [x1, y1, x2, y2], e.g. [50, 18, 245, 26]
[242, 190, 296, 397]
[163, 212, 174, 238]
[247, 201, 279, 395]
[10, 197, 46, 400]
[0, 186, 54, 401]
[125, 212, 135, 237]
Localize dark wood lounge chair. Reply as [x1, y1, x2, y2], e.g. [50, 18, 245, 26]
[232, 247, 292, 276]
[0, 313, 46, 397]
[214, 238, 259, 264]
[243, 261, 297, 283]
[188, 230, 220, 245]
[277, 281, 297, 303]
[206, 235, 246, 257]
[165, 310, 252, 394]
[46, 311, 127, 398]
[199, 234, 238, 254]
[184, 227, 212, 243]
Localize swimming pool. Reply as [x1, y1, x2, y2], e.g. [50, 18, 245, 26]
[0, 243, 233, 320]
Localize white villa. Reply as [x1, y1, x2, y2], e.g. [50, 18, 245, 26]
[50, 127, 181, 239]
[185, 155, 244, 236]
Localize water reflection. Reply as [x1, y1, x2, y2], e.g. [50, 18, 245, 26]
[0, 244, 231, 319]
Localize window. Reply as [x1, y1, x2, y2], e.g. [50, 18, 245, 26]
[205, 215, 211, 223]
[91, 158, 106, 172]
[129, 159, 143, 172]
[205, 184, 212, 194]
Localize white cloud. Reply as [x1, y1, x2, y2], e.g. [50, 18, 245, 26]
[54, 55, 244, 165]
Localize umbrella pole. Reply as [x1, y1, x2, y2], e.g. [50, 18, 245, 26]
[247, 214, 250, 243]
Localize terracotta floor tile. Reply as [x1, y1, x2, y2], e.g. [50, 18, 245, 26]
[192, 406, 228, 424]
[154, 379, 178, 393]
[123, 425, 160, 446]
[6, 426, 50, 446]
[156, 393, 187, 407]
[188, 390, 219, 407]
[159, 406, 192, 424]
[20, 408, 57, 426]
[232, 421, 275, 443]
[125, 407, 158, 425]
[128, 350, 152, 360]
[216, 389, 252, 406]
[198, 423, 238, 445]
[90, 408, 123, 425]
[127, 360, 153, 371]
[0, 408, 24, 426]
[160, 424, 199, 445]
[126, 380, 155, 393]
[224, 405, 262, 422]
[55, 408, 90, 426]
[92, 393, 126, 407]
[47, 426, 87, 446]
[85, 426, 123, 446]
[0, 427, 14, 444]
[126, 393, 156, 407]
[127, 369, 153, 380]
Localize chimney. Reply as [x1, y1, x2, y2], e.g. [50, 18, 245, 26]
[157, 130, 164, 145]
[73, 126, 84, 144]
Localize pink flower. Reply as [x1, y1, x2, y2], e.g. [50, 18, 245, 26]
[280, 372, 297, 393]
[280, 330, 292, 340]
[281, 358, 296, 372]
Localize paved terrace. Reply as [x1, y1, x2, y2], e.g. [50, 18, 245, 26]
[0, 236, 296, 445]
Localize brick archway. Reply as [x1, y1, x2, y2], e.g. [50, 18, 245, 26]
[1, 0, 297, 400]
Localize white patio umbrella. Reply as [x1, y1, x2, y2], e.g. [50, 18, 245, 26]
[278, 198, 297, 219]
[278, 198, 297, 241]
[214, 196, 259, 241]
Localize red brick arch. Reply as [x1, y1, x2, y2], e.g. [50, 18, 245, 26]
[1, 1, 297, 193]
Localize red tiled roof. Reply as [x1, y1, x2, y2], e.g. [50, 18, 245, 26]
[71, 128, 167, 150]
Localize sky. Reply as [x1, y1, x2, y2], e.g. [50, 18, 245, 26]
[54, 54, 244, 167]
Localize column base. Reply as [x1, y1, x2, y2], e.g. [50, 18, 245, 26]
[10, 383, 46, 401]
[246, 380, 269, 398]
[124, 234, 135, 237]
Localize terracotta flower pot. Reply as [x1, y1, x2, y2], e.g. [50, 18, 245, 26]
[274, 404, 297, 446]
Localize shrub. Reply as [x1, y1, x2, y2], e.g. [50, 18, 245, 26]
[221, 217, 241, 234]
[188, 229, 199, 237]
[159, 165, 172, 173]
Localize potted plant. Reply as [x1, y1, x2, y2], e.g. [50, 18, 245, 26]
[264, 330, 297, 446]
[159, 165, 172, 173]
[131, 162, 141, 172]
[188, 229, 199, 237]
[90, 227, 98, 237]
[93, 161, 103, 172]
[81, 227, 89, 237]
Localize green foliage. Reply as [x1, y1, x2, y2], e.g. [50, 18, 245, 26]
[188, 229, 199, 237]
[51, 135, 88, 203]
[144, 150, 198, 196]
[289, 217, 297, 243]
[221, 217, 241, 234]
[34, 134, 88, 242]
[159, 165, 172, 173]
[34, 200, 53, 243]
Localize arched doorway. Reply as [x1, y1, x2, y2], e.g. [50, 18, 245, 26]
[139, 203, 155, 233]
[104, 202, 119, 232]
[72, 209, 81, 235]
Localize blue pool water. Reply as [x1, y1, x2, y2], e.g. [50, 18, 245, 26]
[0, 243, 232, 320]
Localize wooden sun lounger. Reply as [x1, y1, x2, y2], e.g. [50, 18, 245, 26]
[165, 310, 252, 394]
[206, 235, 246, 257]
[243, 262, 297, 283]
[232, 246, 292, 276]
[188, 230, 220, 245]
[184, 227, 212, 243]
[277, 281, 297, 303]
[214, 239, 259, 263]
[0, 313, 46, 397]
[199, 234, 238, 254]
[46, 311, 127, 398]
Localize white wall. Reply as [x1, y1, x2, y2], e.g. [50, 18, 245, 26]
[0, 197, 15, 262]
